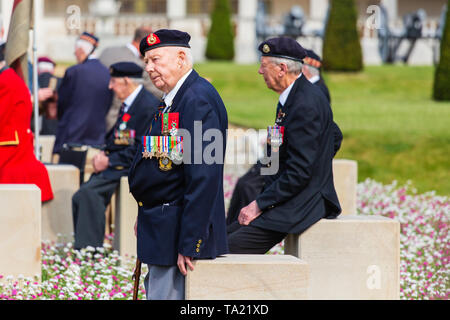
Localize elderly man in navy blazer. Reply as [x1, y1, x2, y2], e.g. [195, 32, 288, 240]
[227, 37, 342, 253]
[72, 62, 159, 250]
[128, 29, 228, 300]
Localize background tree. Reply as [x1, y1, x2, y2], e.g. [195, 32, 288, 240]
[322, 0, 363, 72]
[205, 0, 235, 60]
[433, 2, 450, 101]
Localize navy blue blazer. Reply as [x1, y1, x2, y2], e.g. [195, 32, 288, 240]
[53, 59, 113, 153]
[253, 75, 342, 234]
[313, 77, 343, 155]
[100, 87, 159, 181]
[128, 70, 229, 266]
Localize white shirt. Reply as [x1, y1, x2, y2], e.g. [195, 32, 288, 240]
[308, 75, 320, 84]
[279, 73, 302, 106]
[123, 84, 143, 113]
[162, 69, 193, 112]
[126, 43, 140, 58]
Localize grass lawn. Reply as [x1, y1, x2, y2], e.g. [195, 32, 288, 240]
[195, 62, 450, 195]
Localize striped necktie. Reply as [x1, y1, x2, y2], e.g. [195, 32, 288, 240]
[147, 100, 166, 135]
[118, 102, 126, 120]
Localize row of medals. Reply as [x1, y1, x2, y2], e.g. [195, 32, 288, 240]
[142, 122, 183, 171]
[268, 111, 285, 152]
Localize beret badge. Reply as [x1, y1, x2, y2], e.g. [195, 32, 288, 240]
[147, 33, 160, 46]
[262, 44, 270, 53]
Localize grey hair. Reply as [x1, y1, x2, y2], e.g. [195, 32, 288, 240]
[129, 77, 144, 86]
[180, 47, 194, 67]
[166, 46, 194, 67]
[269, 56, 303, 75]
[304, 63, 320, 77]
[75, 39, 94, 56]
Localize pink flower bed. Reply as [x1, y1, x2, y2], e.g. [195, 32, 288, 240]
[0, 176, 447, 300]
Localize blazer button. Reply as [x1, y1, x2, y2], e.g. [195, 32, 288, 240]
[196, 248, 200, 253]
[138, 201, 143, 207]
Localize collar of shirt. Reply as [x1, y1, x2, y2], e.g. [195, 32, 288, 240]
[162, 69, 193, 112]
[126, 43, 140, 58]
[308, 75, 320, 84]
[123, 84, 143, 113]
[279, 73, 302, 107]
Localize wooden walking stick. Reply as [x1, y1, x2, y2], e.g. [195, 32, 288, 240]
[132, 258, 142, 300]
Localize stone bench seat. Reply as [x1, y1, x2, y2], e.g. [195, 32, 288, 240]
[284, 215, 400, 299]
[185, 254, 309, 300]
[0, 184, 41, 282]
[332, 159, 357, 215]
[113, 176, 138, 257]
[42, 164, 79, 243]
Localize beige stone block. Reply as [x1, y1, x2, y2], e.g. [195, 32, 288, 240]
[284, 215, 400, 300]
[113, 176, 138, 258]
[37, 135, 55, 164]
[186, 254, 309, 300]
[0, 185, 41, 281]
[333, 159, 358, 215]
[42, 164, 80, 243]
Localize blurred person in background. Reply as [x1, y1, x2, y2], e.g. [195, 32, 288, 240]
[36, 56, 61, 135]
[53, 32, 112, 156]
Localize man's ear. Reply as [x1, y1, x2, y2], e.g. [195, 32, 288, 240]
[178, 50, 186, 67]
[279, 63, 288, 77]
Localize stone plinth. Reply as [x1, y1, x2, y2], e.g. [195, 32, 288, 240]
[113, 176, 138, 258]
[284, 215, 400, 300]
[42, 164, 79, 243]
[186, 254, 309, 300]
[38, 135, 55, 164]
[0, 185, 42, 281]
[333, 159, 358, 215]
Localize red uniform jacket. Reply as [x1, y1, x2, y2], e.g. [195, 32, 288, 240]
[0, 67, 53, 202]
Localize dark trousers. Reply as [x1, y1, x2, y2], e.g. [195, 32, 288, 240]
[227, 222, 287, 254]
[72, 173, 118, 249]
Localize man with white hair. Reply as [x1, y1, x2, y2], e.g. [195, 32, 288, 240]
[128, 29, 228, 300]
[53, 32, 112, 155]
[228, 37, 342, 254]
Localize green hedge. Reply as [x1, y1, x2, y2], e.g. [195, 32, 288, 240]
[433, 1, 450, 101]
[322, 0, 363, 72]
[205, 0, 235, 60]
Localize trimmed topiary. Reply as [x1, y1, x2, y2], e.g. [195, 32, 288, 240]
[322, 0, 363, 72]
[205, 0, 235, 60]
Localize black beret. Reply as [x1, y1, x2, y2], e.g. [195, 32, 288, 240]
[139, 29, 191, 56]
[258, 37, 306, 62]
[304, 49, 322, 68]
[110, 62, 143, 78]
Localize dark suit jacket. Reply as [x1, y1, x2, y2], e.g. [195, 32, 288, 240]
[252, 75, 342, 234]
[315, 77, 331, 104]
[128, 70, 229, 266]
[100, 87, 159, 181]
[53, 59, 113, 153]
[313, 77, 343, 155]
